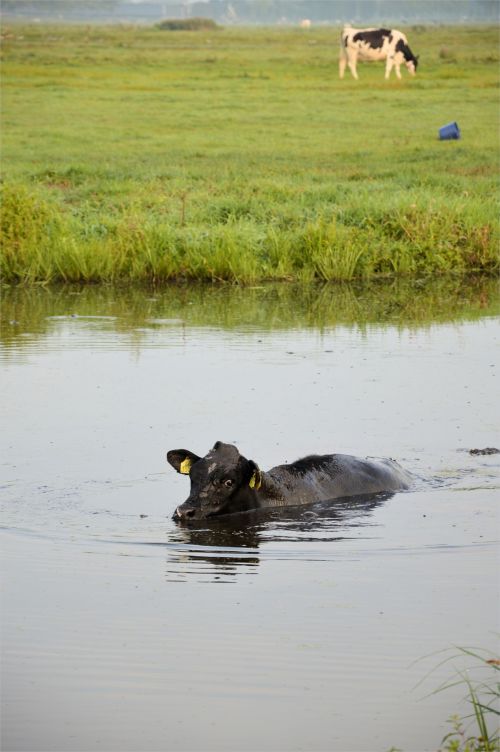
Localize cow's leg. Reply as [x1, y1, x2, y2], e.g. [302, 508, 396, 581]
[347, 50, 359, 80]
[385, 56, 394, 79]
[339, 49, 347, 79]
[395, 63, 402, 79]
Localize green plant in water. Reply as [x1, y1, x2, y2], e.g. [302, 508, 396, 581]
[438, 653, 500, 752]
[422, 647, 500, 752]
[440, 714, 497, 752]
[388, 648, 499, 752]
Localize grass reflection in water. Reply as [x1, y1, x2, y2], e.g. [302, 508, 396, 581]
[1, 276, 498, 352]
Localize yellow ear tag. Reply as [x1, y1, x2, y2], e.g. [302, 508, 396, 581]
[180, 458, 192, 475]
[249, 470, 261, 490]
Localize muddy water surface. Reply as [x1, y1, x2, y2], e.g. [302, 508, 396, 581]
[1, 281, 499, 752]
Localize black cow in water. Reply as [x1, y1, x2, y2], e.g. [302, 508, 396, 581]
[168, 441, 412, 522]
[339, 26, 419, 80]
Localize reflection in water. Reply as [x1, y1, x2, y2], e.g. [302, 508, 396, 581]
[1, 277, 498, 353]
[167, 522, 261, 582]
[165, 494, 389, 582]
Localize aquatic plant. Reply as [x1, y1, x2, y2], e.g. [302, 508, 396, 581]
[435, 648, 500, 752]
[388, 647, 499, 752]
[412, 646, 500, 752]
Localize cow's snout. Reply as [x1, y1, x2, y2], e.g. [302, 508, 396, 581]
[173, 503, 197, 522]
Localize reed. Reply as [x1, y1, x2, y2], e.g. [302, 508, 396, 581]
[413, 646, 500, 752]
[436, 648, 499, 752]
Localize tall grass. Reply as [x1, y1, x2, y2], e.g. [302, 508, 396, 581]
[414, 647, 500, 752]
[437, 648, 499, 752]
[1, 25, 499, 283]
[1, 183, 497, 284]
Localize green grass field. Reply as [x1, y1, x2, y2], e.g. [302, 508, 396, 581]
[1, 24, 499, 283]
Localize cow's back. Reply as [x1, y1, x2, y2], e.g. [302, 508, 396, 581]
[265, 453, 411, 507]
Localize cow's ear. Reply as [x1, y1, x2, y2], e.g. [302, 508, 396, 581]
[248, 460, 262, 490]
[166, 449, 200, 475]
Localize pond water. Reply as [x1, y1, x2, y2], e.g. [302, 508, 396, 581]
[1, 280, 499, 752]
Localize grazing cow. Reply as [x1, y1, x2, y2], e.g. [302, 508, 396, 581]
[339, 26, 419, 80]
[168, 441, 412, 522]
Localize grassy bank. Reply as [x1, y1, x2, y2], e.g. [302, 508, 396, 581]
[1, 24, 499, 283]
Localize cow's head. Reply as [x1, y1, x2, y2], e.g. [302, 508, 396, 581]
[397, 39, 419, 75]
[406, 54, 418, 75]
[167, 442, 261, 522]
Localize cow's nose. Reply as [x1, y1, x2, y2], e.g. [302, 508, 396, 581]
[174, 504, 196, 521]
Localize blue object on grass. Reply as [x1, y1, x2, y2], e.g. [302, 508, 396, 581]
[439, 122, 461, 140]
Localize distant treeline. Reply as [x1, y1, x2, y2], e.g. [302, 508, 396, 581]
[156, 17, 219, 31]
[2, 0, 499, 25]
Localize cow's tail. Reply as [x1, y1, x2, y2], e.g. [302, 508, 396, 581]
[339, 30, 348, 78]
[340, 23, 352, 45]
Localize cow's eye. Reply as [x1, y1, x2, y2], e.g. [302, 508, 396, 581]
[223, 479, 233, 488]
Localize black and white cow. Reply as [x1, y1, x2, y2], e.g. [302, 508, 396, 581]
[339, 26, 419, 80]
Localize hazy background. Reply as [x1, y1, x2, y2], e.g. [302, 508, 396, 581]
[2, 0, 499, 25]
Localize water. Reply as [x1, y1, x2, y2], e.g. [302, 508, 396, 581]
[1, 281, 499, 752]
